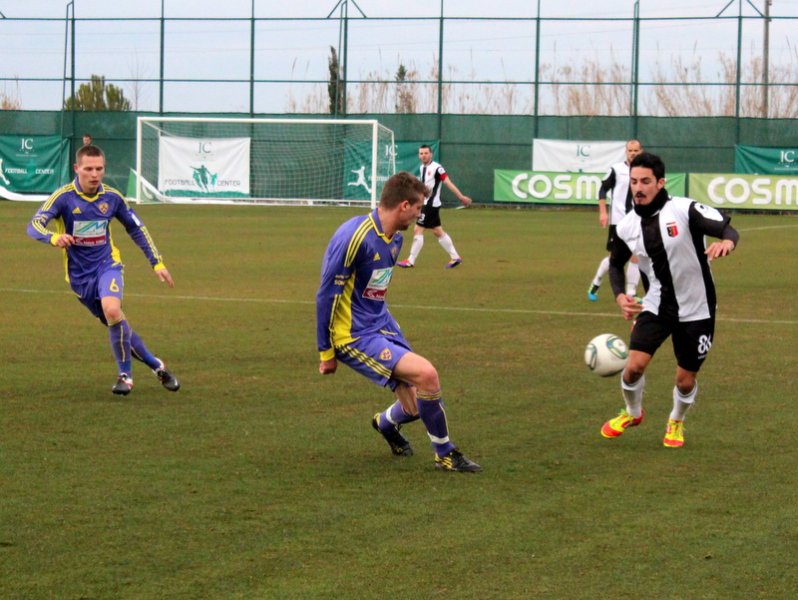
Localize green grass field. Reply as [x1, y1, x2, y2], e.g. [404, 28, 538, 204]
[1, 201, 796, 599]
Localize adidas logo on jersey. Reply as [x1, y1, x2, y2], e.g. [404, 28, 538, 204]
[373, 252, 381, 261]
[72, 207, 82, 214]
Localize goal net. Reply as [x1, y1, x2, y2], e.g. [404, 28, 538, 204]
[135, 117, 396, 207]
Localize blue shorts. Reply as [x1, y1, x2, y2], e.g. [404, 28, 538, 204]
[71, 265, 125, 324]
[335, 329, 413, 391]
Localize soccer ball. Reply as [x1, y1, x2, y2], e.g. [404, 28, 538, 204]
[584, 333, 629, 377]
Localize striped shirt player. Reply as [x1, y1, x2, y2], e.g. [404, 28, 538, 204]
[396, 144, 471, 269]
[27, 144, 180, 396]
[420, 157, 446, 209]
[316, 171, 481, 472]
[601, 159, 633, 228]
[600, 152, 739, 448]
[587, 139, 643, 301]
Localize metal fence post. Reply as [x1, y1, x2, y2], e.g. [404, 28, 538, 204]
[437, 0, 444, 143]
[250, 0, 255, 115]
[159, 0, 165, 114]
[631, 1, 640, 136]
[533, 0, 541, 139]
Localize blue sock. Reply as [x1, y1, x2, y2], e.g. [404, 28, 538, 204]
[416, 391, 455, 457]
[130, 331, 161, 370]
[108, 319, 132, 375]
[379, 400, 419, 430]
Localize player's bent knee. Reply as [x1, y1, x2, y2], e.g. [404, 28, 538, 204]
[623, 362, 646, 382]
[416, 368, 440, 392]
[675, 370, 697, 393]
[408, 364, 439, 391]
[103, 308, 125, 325]
[395, 353, 440, 391]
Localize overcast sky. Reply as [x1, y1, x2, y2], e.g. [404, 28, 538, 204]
[2, 1, 796, 113]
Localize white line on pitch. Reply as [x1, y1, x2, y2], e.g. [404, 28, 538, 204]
[737, 223, 798, 232]
[2, 287, 796, 326]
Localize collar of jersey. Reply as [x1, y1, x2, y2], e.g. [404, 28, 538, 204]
[74, 179, 104, 202]
[633, 188, 669, 218]
[369, 210, 393, 243]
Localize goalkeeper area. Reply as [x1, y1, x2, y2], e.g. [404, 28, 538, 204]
[135, 117, 396, 207]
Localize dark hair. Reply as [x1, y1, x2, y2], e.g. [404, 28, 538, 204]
[380, 171, 426, 209]
[630, 152, 665, 180]
[76, 144, 105, 163]
[419, 144, 432, 151]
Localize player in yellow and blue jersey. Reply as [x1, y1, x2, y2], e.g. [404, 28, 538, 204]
[316, 171, 480, 472]
[27, 144, 180, 396]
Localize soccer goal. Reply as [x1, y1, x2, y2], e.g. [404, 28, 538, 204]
[135, 117, 396, 207]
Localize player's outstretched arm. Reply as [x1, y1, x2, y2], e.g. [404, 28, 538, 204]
[444, 178, 471, 206]
[154, 266, 174, 288]
[705, 239, 735, 260]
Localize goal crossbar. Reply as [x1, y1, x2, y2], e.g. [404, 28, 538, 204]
[135, 117, 395, 208]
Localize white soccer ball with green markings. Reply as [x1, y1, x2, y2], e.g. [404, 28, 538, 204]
[584, 333, 629, 377]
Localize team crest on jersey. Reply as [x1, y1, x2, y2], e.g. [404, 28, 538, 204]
[380, 348, 392, 361]
[391, 246, 398, 259]
[98, 202, 109, 215]
[666, 222, 679, 237]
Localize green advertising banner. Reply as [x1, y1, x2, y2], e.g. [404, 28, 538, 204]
[493, 170, 687, 204]
[689, 173, 798, 211]
[342, 139, 439, 201]
[343, 139, 375, 201]
[664, 173, 686, 196]
[735, 144, 798, 175]
[0, 135, 70, 193]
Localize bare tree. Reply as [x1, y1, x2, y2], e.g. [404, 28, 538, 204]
[287, 44, 798, 117]
[395, 64, 416, 113]
[1, 80, 22, 109]
[126, 52, 148, 111]
[647, 49, 798, 118]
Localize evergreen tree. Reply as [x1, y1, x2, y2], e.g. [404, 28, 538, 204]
[327, 47, 345, 115]
[64, 75, 131, 111]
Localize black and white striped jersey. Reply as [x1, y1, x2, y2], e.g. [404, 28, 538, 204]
[599, 161, 632, 225]
[609, 195, 738, 322]
[419, 160, 446, 208]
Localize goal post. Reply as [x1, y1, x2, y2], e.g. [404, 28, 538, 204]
[135, 117, 396, 207]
